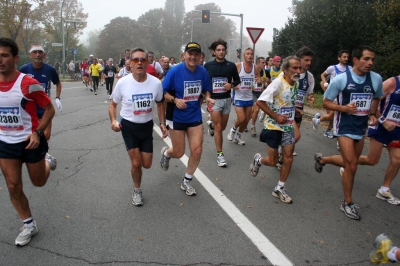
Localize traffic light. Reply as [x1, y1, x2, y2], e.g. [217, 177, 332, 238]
[236, 48, 241, 59]
[202, 10, 210, 23]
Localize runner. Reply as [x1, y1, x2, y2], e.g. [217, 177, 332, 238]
[0, 37, 57, 246]
[19, 44, 62, 141]
[293, 46, 315, 150]
[80, 58, 90, 88]
[250, 56, 271, 136]
[118, 49, 130, 69]
[204, 38, 241, 167]
[227, 48, 261, 145]
[341, 75, 400, 205]
[89, 58, 102, 95]
[147, 51, 163, 79]
[102, 58, 117, 99]
[313, 45, 383, 220]
[313, 50, 352, 138]
[249, 56, 301, 203]
[116, 59, 131, 79]
[109, 48, 167, 206]
[160, 42, 214, 196]
[267, 56, 282, 81]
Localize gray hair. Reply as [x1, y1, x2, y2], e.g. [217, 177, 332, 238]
[131, 48, 148, 59]
[281, 56, 300, 71]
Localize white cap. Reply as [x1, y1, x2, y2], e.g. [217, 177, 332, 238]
[29, 45, 45, 53]
[89, 54, 94, 57]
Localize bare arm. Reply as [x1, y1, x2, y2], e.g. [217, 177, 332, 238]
[55, 82, 62, 98]
[25, 103, 55, 149]
[108, 101, 121, 132]
[156, 101, 168, 138]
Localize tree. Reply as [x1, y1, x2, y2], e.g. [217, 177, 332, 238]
[85, 29, 100, 56]
[164, 0, 184, 28]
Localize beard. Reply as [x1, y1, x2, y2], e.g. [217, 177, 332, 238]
[291, 74, 300, 82]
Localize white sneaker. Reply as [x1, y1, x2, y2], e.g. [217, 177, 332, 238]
[217, 153, 227, 167]
[234, 135, 245, 145]
[258, 111, 265, 122]
[181, 179, 196, 196]
[15, 221, 38, 246]
[227, 129, 236, 141]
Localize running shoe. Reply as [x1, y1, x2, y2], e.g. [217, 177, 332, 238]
[370, 233, 396, 265]
[90, 88, 93, 92]
[250, 153, 261, 177]
[45, 153, 57, 171]
[339, 167, 344, 176]
[207, 121, 214, 137]
[15, 221, 38, 246]
[108, 95, 112, 100]
[324, 129, 334, 138]
[132, 188, 143, 206]
[272, 187, 293, 203]
[217, 153, 227, 167]
[312, 113, 321, 132]
[376, 189, 400, 205]
[293, 151, 297, 156]
[160, 146, 170, 171]
[250, 126, 256, 137]
[227, 129, 235, 141]
[234, 135, 245, 145]
[340, 201, 360, 220]
[258, 111, 265, 122]
[314, 152, 325, 173]
[244, 128, 248, 132]
[181, 179, 196, 196]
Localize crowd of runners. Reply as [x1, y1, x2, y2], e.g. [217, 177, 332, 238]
[0, 36, 399, 264]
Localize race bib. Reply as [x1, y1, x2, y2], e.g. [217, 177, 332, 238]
[0, 107, 24, 131]
[295, 90, 306, 108]
[350, 93, 372, 116]
[132, 93, 154, 115]
[212, 77, 228, 93]
[279, 106, 295, 126]
[241, 77, 253, 90]
[253, 80, 263, 92]
[183, 80, 201, 101]
[386, 104, 400, 126]
[107, 71, 114, 77]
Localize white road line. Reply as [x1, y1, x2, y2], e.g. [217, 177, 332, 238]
[153, 125, 293, 266]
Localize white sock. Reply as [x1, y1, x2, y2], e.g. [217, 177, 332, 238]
[276, 181, 285, 190]
[388, 247, 399, 262]
[23, 217, 34, 227]
[163, 150, 170, 159]
[184, 173, 193, 180]
[380, 186, 389, 193]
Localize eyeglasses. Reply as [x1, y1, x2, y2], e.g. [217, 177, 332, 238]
[131, 58, 147, 64]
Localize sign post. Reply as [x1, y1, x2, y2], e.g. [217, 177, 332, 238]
[246, 27, 265, 62]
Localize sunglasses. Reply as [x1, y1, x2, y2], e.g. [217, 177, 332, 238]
[131, 58, 147, 64]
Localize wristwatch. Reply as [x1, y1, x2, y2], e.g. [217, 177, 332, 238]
[35, 129, 44, 137]
[170, 97, 175, 104]
[378, 116, 386, 124]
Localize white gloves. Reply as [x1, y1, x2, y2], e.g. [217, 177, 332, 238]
[55, 98, 62, 112]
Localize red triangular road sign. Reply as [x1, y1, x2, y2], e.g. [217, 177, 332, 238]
[246, 27, 265, 44]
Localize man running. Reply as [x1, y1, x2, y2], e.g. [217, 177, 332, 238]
[160, 42, 214, 196]
[293, 46, 315, 146]
[227, 48, 261, 145]
[118, 49, 130, 69]
[343, 75, 400, 205]
[313, 45, 383, 220]
[109, 48, 167, 206]
[19, 44, 62, 141]
[250, 56, 271, 136]
[249, 56, 301, 203]
[204, 38, 241, 167]
[102, 58, 117, 99]
[89, 58, 102, 95]
[80, 58, 90, 88]
[147, 51, 163, 79]
[313, 50, 352, 138]
[267, 56, 282, 81]
[0, 37, 56, 246]
[116, 59, 131, 79]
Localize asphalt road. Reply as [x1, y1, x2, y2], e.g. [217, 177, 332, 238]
[0, 81, 399, 266]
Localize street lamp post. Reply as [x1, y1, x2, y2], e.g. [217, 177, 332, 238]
[61, 0, 66, 79]
[190, 18, 201, 42]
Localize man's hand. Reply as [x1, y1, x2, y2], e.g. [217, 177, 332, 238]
[382, 119, 396, 131]
[160, 124, 168, 138]
[111, 120, 121, 132]
[206, 97, 215, 108]
[55, 98, 62, 112]
[275, 114, 288, 124]
[307, 94, 315, 105]
[345, 102, 358, 114]
[24, 132, 40, 149]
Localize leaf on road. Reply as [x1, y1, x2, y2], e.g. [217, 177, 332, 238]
[247, 205, 252, 208]
[258, 175, 265, 179]
[315, 239, 324, 244]
[367, 231, 372, 235]
[65, 167, 69, 169]
[324, 212, 329, 217]
[180, 203, 184, 206]
[216, 178, 219, 181]
[65, 215, 70, 219]
[0, 187, 3, 190]
[138, 237, 143, 241]
[273, 201, 279, 204]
